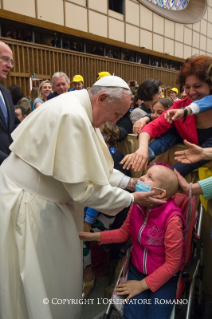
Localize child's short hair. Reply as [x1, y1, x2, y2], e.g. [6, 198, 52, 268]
[152, 98, 173, 110]
[101, 122, 120, 146]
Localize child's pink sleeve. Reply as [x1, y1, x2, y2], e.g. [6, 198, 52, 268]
[99, 207, 132, 245]
[145, 214, 183, 292]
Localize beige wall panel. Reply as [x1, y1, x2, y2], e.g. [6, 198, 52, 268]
[126, 0, 139, 26]
[109, 18, 124, 42]
[184, 28, 192, 46]
[153, 14, 164, 36]
[175, 23, 184, 43]
[153, 34, 163, 53]
[164, 38, 174, 56]
[108, 10, 124, 21]
[89, 0, 107, 14]
[199, 50, 206, 55]
[192, 47, 200, 56]
[140, 29, 152, 50]
[140, 4, 152, 31]
[200, 35, 207, 51]
[37, 0, 64, 24]
[209, 0, 212, 6]
[164, 19, 174, 39]
[193, 21, 200, 32]
[207, 38, 212, 54]
[126, 24, 139, 46]
[201, 20, 207, 35]
[208, 7, 212, 21]
[65, 3, 87, 32]
[89, 11, 107, 38]
[203, 8, 207, 20]
[186, 24, 192, 29]
[66, 0, 86, 6]
[175, 42, 183, 59]
[4, 0, 35, 17]
[207, 22, 212, 38]
[184, 45, 192, 59]
[192, 31, 200, 48]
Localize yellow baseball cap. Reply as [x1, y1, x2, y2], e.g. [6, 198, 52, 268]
[71, 75, 84, 83]
[169, 87, 178, 94]
[97, 71, 111, 80]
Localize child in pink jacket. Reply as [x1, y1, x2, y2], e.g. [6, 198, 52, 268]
[79, 165, 186, 319]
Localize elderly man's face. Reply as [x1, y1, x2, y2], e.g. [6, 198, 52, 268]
[0, 42, 13, 80]
[93, 93, 131, 127]
[53, 76, 70, 95]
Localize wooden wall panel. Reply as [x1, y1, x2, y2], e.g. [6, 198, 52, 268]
[1, 38, 179, 96]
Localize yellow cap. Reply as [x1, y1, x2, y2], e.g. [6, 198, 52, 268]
[71, 75, 84, 83]
[97, 71, 111, 80]
[168, 87, 178, 94]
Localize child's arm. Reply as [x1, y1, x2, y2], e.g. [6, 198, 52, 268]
[145, 214, 183, 292]
[188, 95, 212, 115]
[79, 207, 132, 244]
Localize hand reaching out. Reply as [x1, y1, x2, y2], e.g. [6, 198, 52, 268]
[174, 140, 205, 164]
[133, 117, 150, 134]
[164, 109, 185, 123]
[120, 148, 149, 172]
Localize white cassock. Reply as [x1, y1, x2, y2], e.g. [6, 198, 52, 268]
[0, 90, 131, 319]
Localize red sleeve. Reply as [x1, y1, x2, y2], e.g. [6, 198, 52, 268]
[99, 207, 132, 245]
[145, 215, 183, 292]
[139, 98, 192, 140]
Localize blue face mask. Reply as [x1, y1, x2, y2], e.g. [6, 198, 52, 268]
[135, 180, 152, 193]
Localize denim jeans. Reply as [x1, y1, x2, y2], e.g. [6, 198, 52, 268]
[148, 128, 182, 162]
[123, 263, 179, 319]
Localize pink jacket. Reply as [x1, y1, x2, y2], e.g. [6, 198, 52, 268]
[130, 199, 186, 276]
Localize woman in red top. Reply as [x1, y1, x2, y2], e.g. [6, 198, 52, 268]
[121, 56, 212, 175]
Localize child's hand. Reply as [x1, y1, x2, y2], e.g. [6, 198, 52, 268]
[84, 222, 91, 232]
[78, 231, 100, 242]
[115, 279, 148, 301]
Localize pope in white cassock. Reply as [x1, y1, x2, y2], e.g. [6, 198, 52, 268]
[0, 76, 165, 319]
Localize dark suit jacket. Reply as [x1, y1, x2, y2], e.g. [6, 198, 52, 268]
[0, 84, 20, 164]
[47, 91, 59, 100]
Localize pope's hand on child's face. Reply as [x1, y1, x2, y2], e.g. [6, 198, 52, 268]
[115, 279, 148, 301]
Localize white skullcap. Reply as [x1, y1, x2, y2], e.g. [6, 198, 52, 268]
[93, 75, 130, 90]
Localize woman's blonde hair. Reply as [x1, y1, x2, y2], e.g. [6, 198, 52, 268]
[38, 80, 52, 99]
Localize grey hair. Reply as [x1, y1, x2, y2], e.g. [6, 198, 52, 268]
[88, 86, 131, 104]
[52, 72, 70, 86]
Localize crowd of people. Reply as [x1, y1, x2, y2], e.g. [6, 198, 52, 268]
[0, 39, 212, 319]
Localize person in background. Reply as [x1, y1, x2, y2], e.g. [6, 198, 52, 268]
[107, 49, 113, 58]
[8, 84, 31, 115]
[169, 87, 179, 101]
[0, 41, 20, 164]
[14, 105, 27, 122]
[33, 80, 52, 109]
[47, 72, 70, 100]
[98, 45, 104, 56]
[30, 86, 39, 109]
[5, 30, 12, 38]
[82, 122, 131, 298]
[130, 79, 162, 125]
[70, 75, 85, 91]
[51, 35, 59, 48]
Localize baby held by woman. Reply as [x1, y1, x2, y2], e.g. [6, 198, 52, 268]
[79, 165, 186, 319]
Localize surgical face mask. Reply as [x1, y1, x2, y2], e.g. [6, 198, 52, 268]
[135, 180, 152, 193]
[135, 180, 166, 197]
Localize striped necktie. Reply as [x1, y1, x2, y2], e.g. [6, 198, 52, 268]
[0, 94, 8, 128]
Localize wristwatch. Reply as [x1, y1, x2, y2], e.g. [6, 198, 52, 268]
[180, 107, 188, 123]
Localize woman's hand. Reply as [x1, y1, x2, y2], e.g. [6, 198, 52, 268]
[120, 148, 149, 172]
[174, 140, 205, 164]
[164, 109, 185, 123]
[174, 169, 189, 195]
[78, 232, 100, 242]
[133, 191, 167, 206]
[116, 279, 148, 301]
[133, 117, 150, 134]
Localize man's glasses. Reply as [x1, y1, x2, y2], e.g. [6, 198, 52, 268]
[0, 56, 14, 67]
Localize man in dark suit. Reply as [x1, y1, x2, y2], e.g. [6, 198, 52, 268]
[0, 41, 19, 164]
